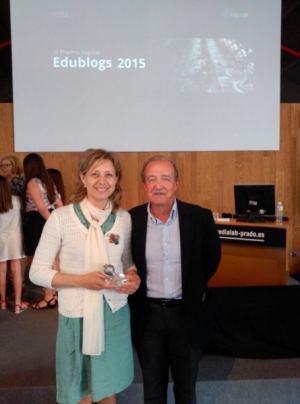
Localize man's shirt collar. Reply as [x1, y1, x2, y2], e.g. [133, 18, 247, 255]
[147, 198, 178, 225]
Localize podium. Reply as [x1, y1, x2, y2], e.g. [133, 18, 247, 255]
[208, 219, 289, 287]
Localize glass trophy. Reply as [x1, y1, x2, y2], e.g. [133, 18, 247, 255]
[103, 264, 129, 286]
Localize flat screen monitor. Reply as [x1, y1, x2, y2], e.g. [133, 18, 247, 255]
[234, 184, 275, 215]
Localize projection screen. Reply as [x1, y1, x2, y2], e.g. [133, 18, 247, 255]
[10, 0, 281, 152]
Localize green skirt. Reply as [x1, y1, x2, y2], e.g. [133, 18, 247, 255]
[56, 301, 134, 404]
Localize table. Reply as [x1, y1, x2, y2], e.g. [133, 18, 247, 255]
[208, 219, 289, 287]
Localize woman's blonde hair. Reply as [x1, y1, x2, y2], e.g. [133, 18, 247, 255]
[1, 155, 23, 175]
[71, 149, 122, 212]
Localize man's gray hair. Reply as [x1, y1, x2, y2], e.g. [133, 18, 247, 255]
[140, 155, 179, 182]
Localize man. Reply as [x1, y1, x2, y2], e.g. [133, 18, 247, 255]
[129, 156, 221, 404]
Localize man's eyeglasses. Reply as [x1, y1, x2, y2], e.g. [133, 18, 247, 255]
[0, 164, 12, 168]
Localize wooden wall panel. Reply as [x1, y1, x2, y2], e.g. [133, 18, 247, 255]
[1, 102, 300, 272]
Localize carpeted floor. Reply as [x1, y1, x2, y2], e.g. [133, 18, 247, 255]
[1, 272, 300, 403]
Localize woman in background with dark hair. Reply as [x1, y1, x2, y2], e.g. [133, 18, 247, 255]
[47, 168, 66, 204]
[23, 153, 63, 309]
[0, 175, 28, 313]
[1, 155, 27, 286]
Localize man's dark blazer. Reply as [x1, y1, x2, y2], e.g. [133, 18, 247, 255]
[128, 199, 221, 349]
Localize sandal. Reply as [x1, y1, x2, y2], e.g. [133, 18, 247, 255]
[14, 301, 29, 314]
[32, 297, 57, 310]
[1, 299, 8, 310]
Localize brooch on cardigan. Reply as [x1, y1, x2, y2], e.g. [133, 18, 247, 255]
[108, 233, 120, 245]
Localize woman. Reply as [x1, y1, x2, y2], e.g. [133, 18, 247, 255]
[47, 168, 66, 205]
[23, 153, 63, 309]
[0, 155, 25, 197]
[0, 176, 28, 313]
[1, 155, 26, 286]
[29, 149, 140, 404]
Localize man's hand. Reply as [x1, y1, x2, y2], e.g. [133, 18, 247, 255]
[114, 270, 141, 295]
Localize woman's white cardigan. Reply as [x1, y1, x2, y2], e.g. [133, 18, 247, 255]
[29, 204, 136, 318]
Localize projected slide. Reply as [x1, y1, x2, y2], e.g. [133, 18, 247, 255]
[10, 0, 281, 152]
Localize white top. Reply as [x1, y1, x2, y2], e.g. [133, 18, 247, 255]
[0, 195, 25, 262]
[29, 204, 135, 318]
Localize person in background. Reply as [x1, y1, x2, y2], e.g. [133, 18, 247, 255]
[129, 155, 221, 404]
[23, 153, 63, 310]
[0, 155, 27, 287]
[30, 148, 140, 404]
[47, 168, 66, 205]
[0, 155, 25, 198]
[0, 175, 28, 313]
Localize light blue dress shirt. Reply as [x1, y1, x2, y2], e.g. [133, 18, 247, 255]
[145, 199, 182, 299]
